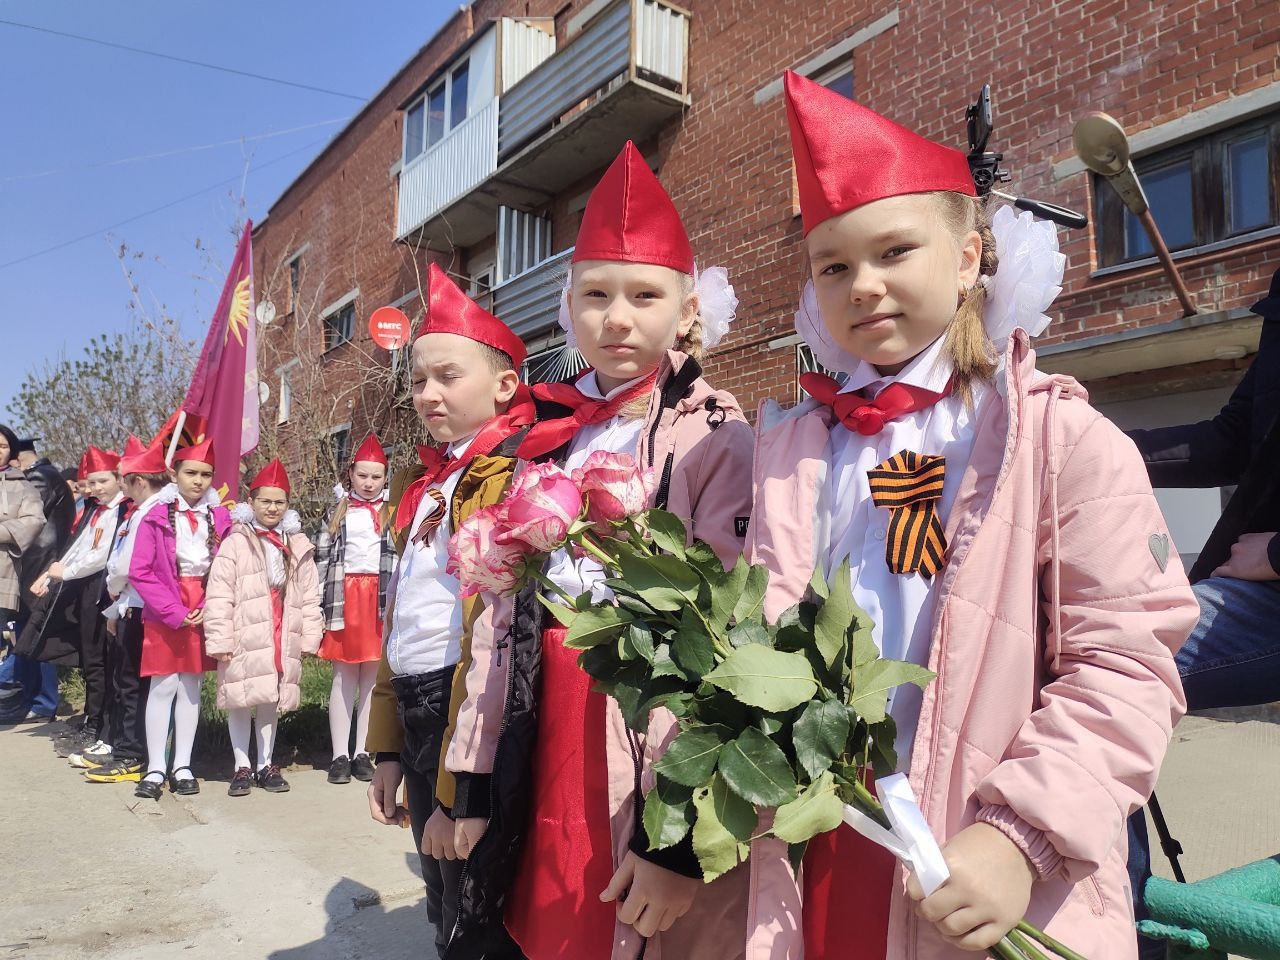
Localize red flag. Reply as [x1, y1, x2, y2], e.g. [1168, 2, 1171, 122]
[183, 222, 260, 501]
[152, 408, 208, 453]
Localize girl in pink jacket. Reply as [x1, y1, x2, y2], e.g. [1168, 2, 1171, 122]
[446, 141, 755, 960]
[740, 72, 1199, 960]
[204, 459, 323, 797]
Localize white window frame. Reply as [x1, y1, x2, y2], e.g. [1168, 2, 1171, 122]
[403, 56, 472, 166]
[275, 359, 300, 425]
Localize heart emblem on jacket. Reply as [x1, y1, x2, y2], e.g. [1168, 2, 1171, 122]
[1148, 533, 1170, 573]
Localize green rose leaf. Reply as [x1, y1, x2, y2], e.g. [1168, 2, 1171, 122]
[623, 622, 656, 663]
[793, 699, 852, 781]
[728, 621, 771, 649]
[732, 563, 770, 625]
[684, 539, 722, 573]
[705, 645, 818, 712]
[653, 725, 731, 787]
[718, 728, 797, 807]
[672, 624, 715, 678]
[536, 593, 578, 628]
[650, 643, 689, 681]
[692, 773, 755, 882]
[808, 560, 831, 600]
[849, 658, 935, 724]
[645, 508, 689, 559]
[708, 557, 750, 627]
[813, 558, 855, 674]
[617, 552, 701, 612]
[642, 775, 695, 850]
[564, 605, 634, 650]
[770, 771, 844, 844]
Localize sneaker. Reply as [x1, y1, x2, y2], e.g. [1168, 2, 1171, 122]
[350, 753, 375, 782]
[54, 727, 98, 758]
[327, 755, 351, 784]
[134, 773, 165, 801]
[227, 767, 253, 797]
[85, 760, 144, 783]
[20, 710, 56, 723]
[255, 764, 290, 793]
[69, 740, 113, 768]
[169, 767, 200, 796]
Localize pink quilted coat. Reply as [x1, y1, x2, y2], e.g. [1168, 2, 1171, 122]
[203, 510, 324, 712]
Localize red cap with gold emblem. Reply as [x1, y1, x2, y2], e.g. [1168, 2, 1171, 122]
[573, 141, 693, 274]
[783, 70, 975, 236]
[83, 445, 121, 475]
[249, 458, 290, 495]
[413, 263, 527, 368]
[352, 432, 387, 467]
[172, 437, 215, 468]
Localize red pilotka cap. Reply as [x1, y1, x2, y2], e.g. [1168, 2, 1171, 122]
[783, 70, 975, 236]
[414, 263, 527, 368]
[352, 432, 387, 467]
[573, 141, 694, 274]
[83, 445, 121, 475]
[172, 437, 215, 468]
[120, 436, 168, 476]
[249, 458, 290, 495]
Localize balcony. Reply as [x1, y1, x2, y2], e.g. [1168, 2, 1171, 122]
[492, 247, 575, 339]
[395, 0, 691, 251]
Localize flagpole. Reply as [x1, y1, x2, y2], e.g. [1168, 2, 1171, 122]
[165, 411, 187, 467]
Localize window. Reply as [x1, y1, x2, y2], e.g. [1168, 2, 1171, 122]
[276, 362, 298, 425]
[323, 302, 356, 352]
[813, 61, 854, 99]
[329, 427, 351, 475]
[288, 256, 302, 312]
[1094, 111, 1279, 267]
[402, 57, 471, 164]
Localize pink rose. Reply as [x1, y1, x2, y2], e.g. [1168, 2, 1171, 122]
[572, 451, 654, 534]
[447, 505, 532, 598]
[497, 462, 584, 553]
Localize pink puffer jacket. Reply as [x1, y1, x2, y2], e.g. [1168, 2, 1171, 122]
[204, 510, 324, 712]
[743, 330, 1199, 959]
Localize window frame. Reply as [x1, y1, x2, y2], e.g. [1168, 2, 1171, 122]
[1093, 111, 1280, 269]
[322, 301, 357, 353]
[276, 359, 300, 425]
[402, 55, 472, 166]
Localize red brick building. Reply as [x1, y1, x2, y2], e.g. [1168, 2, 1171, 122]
[252, 0, 1279, 560]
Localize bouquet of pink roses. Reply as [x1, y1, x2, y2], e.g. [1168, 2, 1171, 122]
[448, 452, 1085, 960]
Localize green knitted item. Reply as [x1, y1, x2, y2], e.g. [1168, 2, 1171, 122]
[1139, 856, 1280, 959]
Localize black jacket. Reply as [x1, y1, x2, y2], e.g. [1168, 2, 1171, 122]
[18, 458, 75, 606]
[1127, 269, 1280, 582]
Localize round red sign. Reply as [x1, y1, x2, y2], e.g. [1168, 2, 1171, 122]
[368, 306, 412, 350]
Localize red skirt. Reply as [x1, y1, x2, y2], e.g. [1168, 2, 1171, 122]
[318, 573, 382, 663]
[505, 627, 616, 959]
[802, 816, 896, 958]
[141, 576, 216, 677]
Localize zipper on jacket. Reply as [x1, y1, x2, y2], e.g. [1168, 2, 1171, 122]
[654, 452, 675, 511]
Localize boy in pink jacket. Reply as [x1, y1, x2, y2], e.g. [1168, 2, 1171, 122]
[204, 458, 323, 797]
[740, 73, 1200, 959]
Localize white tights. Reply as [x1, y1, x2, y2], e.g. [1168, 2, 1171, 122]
[329, 660, 378, 760]
[142, 672, 202, 782]
[227, 702, 279, 771]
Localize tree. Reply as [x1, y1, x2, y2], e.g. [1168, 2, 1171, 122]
[6, 321, 195, 467]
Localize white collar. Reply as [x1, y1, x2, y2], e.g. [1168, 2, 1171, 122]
[104, 491, 126, 509]
[578, 369, 651, 402]
[447, 433, 477, 459]
[349, 490, 385, 505]
[176, 496, 210, 513]
[841, 335, 952, 398]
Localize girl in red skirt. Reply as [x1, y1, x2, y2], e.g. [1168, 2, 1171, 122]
[316, 432, 394, 785]
[127, 439, 230, 800]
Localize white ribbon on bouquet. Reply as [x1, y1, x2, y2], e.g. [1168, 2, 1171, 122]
[840, 773, 951, 896]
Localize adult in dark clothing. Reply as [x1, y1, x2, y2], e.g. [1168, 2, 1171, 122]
[1125, 267, 1280, 957]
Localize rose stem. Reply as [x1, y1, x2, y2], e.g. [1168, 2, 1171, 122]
[1016, 923, 1088, 960]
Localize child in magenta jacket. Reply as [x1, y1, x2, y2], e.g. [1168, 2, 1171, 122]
[740, 73, 1200, 960]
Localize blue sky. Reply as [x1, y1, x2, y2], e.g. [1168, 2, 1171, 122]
[0, 1, 450, 424]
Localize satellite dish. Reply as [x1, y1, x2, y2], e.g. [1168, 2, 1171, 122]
[256, 299, 277, 327]
[1072, 112, 1148, 215]
[258, 381, 270, 405]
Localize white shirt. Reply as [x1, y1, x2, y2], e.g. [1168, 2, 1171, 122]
[60, 491, 127, 581]
[388, 434, 475, 677]
[545, 371, 647, 604]
[252, 521, 288, 588]
[104, 485, 169, 618]
[824, 336, 984, 767]
[343, 494, 385, 575]
[175, 497, 214, 577]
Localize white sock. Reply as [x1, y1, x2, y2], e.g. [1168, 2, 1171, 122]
[143, 672, 180, 778]
[328, 662, 357, 760]
[228, 706, 252, 769]
[255, 701, 279, 768]
[170, 672, 201, 773]
[353, 661, 378, 758]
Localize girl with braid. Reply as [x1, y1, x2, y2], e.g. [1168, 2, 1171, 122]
[128, 439, 231, 800]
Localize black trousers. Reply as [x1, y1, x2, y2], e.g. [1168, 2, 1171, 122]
[395, 665, 523, 960]
[76, 575, 111, 737]
[106, 611, 148, 761]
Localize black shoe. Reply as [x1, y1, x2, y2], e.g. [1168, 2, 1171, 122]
[169, 767, 200, 796]
[327, 755, 351, 784]
[350, 753, 375, 782]
[255, 764, 290, 793]
[227, 766, 253, 797]
[134, 775, 164, 801]
[54, 726, 97, 757]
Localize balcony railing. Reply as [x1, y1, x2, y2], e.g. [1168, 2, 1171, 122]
[396, 96, 499, 241]
[492, 247, 575, 339]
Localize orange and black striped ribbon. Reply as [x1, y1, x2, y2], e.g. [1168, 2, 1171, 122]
[867, 450, 948, 577]
[411, 488, 448, 547]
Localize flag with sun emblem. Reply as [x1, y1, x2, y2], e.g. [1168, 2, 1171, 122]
[182, 220, 260, 500]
